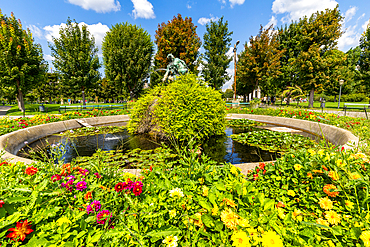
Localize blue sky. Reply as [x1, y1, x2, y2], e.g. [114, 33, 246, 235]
[1, 0, 369, 90]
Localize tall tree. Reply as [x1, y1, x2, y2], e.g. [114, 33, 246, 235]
[0, 11, 47, 111]
[102, 22, 154, 99]
[237, 25, 284, 98]
[293, 6, 343, 107]
[49, 18, 100, 106]
[359, 23, 370, 103]
[152, 14, 201, 86]
[201, 17, 233, 90]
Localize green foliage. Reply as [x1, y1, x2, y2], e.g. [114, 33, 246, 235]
[292, 6, 343, 107]
[49, 17, 100, 103]
[152, 14, 201, 87]
[231, 130, 321, 153]
[102, 22, 154, 99]
[237, 25, 284, 97]
[128, 73, 226, 142]
[0, 11, 47, 111]
[359, 23, 370, 100]
[201, 17, 233, 90]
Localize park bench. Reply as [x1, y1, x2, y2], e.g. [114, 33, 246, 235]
[59, 104, 125, 113]
[343, 103, 370, 119]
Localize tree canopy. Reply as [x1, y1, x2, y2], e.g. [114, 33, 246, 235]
[102, 22, 154, 99]
[49, 17, 100, 105]
[237, 25, 284, 98]
[201, 17, 233, 90]
[359, 23, 370, 102]
[151, 14, 201, 86]
[0, 11, 46, 111]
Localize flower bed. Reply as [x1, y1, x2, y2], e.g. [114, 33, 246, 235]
[1, 145, 370, 246]
[0, 109, 129, 136]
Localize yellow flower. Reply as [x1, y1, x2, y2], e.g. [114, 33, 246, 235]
[277, 208, 285, 219]
[345, 200, 354, 210]
[294, 164, 303, 171]
[327, 240, 336, 247]
[325, 210, 341, 225]
[231, 230, 251, 247]
[328, 171, 339, 181]
[198, 177, 204, 184]
[292, 209, 303, 222]
[287, 190, 296, 197]
[169, 188, 184, 198]
[169, 210, 176, 218]
[356, 152, 366, 159]
[360, 231, 370, 247]
[261, 230, 284, 247]
[212, 204, 219, 216]
[230, 165, 240, 175]
[56, 216, 72, 226]
[307, 149, 316, 156]
[220, 208, 239, 230]
[316, 218, 330, 227]
[317, 149, 325, 156]
[243, 187, 247, 196]
[349, 172, 361, 180]
[163, 235, 178, 247]
[319, 197, 333, 210]
[202, 186, 209, 197]
[193, 213, 204, 228]
[336, 159, 345, 168]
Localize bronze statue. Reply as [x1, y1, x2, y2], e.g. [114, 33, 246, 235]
[162, 54, 188, 82]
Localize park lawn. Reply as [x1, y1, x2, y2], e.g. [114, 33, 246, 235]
[6, 103, 128, 116]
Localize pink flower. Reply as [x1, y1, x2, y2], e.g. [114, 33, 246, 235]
[86, 205, 93, 214]
[79, 169, 89, 176]
[91, 200, 101, 211]
[76, 181, 87, 191]
[94, 173, 102, 179]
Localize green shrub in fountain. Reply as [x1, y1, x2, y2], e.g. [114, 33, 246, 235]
[127, 73, 226, 141]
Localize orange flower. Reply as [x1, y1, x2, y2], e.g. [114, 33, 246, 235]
[313, 170, 323, 174]
[322, 165, 329, 171]
[323, 184, 339, 197]
[7, 220, 33, 241]
[328, 171, 339, 181]
[84, 191, 92, 201]
[307, 173, 313, 179]
[276, 201, 286, 208]
[222, 198, 237, 208]
[61, 163, 71, 176]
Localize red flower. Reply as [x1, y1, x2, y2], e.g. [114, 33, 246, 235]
[84, 191, 92, 201]
[149, 166, 153, 172]
[25, 166, 38, 176]
[114, 182, 124, 192]
[51, 174, 61, 182]
[276, 201, 286, 208]
[0, 200, 4, 208]
[0, 161, 8, 166]
[132, 181, 143, 196]
[7, 220, 33, 242]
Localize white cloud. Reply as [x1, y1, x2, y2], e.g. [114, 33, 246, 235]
[344, 6, 358, 23]
[272, 0, 338, 22]
[362, 19, 370, 31]
[27, 25, 43, 39]
[44, 54, 55, 61]
[222, 68, 234, 91]
[44, 22, 109, 57]
[226, 47, 234, 59]
[67, 0, 121, 13]
[357, 13, 365, 21]
[131, 0, 155, 19]
[198, 15, 219, 25]
[187, 4, 191, 9]
[265, 16, 277, 29]
[338, 25, 361, 51]
[229, 0, 245, 8]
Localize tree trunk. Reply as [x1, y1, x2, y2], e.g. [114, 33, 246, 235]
[309, 88, 315, 108]
[16, 81, 25, 112]
[82, 89, 86, 106]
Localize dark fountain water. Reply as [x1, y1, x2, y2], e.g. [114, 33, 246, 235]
[18, 127, 279, 165]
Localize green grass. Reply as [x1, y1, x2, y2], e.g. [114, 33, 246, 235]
[6, 103, 127, 116]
